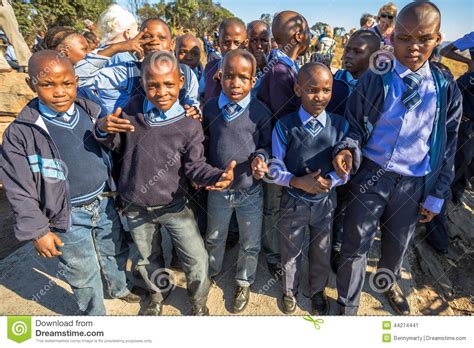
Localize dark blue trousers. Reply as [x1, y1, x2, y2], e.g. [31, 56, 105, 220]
[336, 159, 424, 315]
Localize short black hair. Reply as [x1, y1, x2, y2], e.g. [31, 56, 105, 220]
[140, 51, 182, 78]
[218, 17, 246, 35]
[397, 1, 441, 31]
[246, 20, 270, 34]
[297, 62, 332, 82]
[83, 31, 98, 44]
[349, 29, 381, 52]
[221, 48, 257, 76]
[140, 17, 171, 36]
[28, 49, 74, 83]
[44, 26, 76, 50]
[360, 13, 375, 27]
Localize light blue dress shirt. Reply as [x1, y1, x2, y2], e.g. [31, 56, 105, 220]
[217, 91, 251, 121]
[362, 59, 444, 213]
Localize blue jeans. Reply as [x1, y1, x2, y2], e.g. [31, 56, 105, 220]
[206, 185, 263, 287]
[124, 199, 210, 307]
[56, 196, 130, 315]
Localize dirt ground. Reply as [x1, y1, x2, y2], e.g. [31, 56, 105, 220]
[0, 184, 472, 316]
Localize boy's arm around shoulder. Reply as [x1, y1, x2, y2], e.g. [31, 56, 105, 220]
[93, 107, 130, 155]
[0, 126, 50, 241]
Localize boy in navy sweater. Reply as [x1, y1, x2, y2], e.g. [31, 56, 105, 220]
[202, 49, 272, 313]
[333, 2, 462, 315]
[200, 17, 248, 103]
[257, 10, 311, 278]
[1, 50, 140, 315]
[271, 63, 349, 315]
[325, 29, 380, 273]
[95, 51, 235, 316]
[246, 20, 271, 96]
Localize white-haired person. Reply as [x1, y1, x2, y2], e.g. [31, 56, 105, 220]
[97, 4, 139, 65]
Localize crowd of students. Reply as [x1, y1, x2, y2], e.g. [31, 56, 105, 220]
[0, 1, 472, 317]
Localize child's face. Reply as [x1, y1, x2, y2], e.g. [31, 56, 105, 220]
[27, 62, 78, 113]
[343, 36, 373, 77]
[248, 24, 271, 57]
[141, 62, 184, 112]
[220, 55, 256, 103]
[176, 37, 201, 69]
[297, 25, 311, 56]
[392, 16, 441, 71]
[219, 25, 248, 56]
[295, 69, 332, 116]
[64, 35, 89, 65]
[141, 21, 173, 56]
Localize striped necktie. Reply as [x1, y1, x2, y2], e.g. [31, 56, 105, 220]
[223, 102, 242, 121]
[305, 118, 323, 137]
[402, 73, 423, 111]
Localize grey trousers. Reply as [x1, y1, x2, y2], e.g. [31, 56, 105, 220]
[279, 191, 335, 298]
[0, 2, 31, 68]
[336, 159, 424, 315]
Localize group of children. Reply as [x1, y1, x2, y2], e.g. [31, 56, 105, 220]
[0, 2, 464, 317]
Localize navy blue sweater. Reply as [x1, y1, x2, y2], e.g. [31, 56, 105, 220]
[94, 94, 223, 207]
[202, 96, 272, 189]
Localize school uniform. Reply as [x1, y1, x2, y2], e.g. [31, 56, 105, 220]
[203, 92, 272, 287]
[334, 59, 463, 315]
[271, 106, 349, 297]
[0, 98, 131, 315]
[257, 48, 302, 268]
[94, 94, 223, 308]
[94, 60, 200, 117]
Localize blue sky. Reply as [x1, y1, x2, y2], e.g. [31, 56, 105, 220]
[118, 0, 473, 41]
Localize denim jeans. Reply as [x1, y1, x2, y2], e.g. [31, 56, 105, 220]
[206, 185, 263, 287]
[124, 199, 210, 307]
[56, 196, 130, 315]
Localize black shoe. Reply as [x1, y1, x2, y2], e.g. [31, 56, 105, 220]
[192, 305, 209, 316]
[225, 231, 239, 250]
[281, 294, 297, 314]
[330, 250, 341, 274]
[144, 300, 163, 316]
[119, 291, 141, 303]
[268, 262, 282, 279]
[385, 283, 410, 315]
[311, 291, 329, 315]
[232, 286, 250, 313]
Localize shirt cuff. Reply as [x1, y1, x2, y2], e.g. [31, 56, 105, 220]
[268, 163, 293, 187]
[96, 128, 108, 138]
[422, 195, 445, 214]
[327, 170, 348, 189]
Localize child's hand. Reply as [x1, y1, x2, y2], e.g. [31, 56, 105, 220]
[333, 149, 353, 179]
[290, 169, 323, 195]
[98, 108, 135, 134]
[184, 105, 202, 121]
[206, 160, 236, 191]
[419, 207, 438, 223]
[314, 175, 332, 194]
[34, 231, 63, 258]
[251, 156, 268, 180]
[254, 51, 267, 70]
[122, 28, 152, 59]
